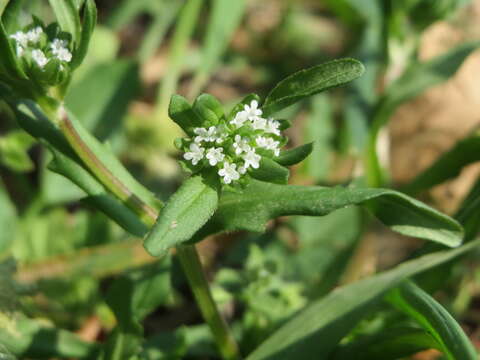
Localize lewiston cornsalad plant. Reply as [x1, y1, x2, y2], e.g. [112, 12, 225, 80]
[1, 1, 480, 359]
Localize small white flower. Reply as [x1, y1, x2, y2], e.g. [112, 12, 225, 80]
[56, 47, 72, 62]
[233, 135, 251, 155]
[230, 110, 249, 128]
[205, 147, 225, 166]
[242, 148, 261, 169]
[31, 49, 48, 68]
[213, 126, 227, 144]
[244, 100, 262, 120]
[51, 38, 72, 62]
[218, 162, 240, 184]
[51, 38, 68, 52]
[256, 136, 280, 156]
[26, 27, 42, 43]
[251, 116, 267, 131]
[183, 143, 205, 165]
[194, 126, 217, 143]
[264, 118, 281, 136]
[10, 31, 28, 47]
[238, 165, 247, 174]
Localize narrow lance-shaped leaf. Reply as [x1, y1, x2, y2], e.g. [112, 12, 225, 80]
[49, 149, 148, 236]
[48, 0, 82, 44]
[455, 176, 480, 241]
[262, 58, 365, 116]
[71, 0, 97, 69]
[14, 100, 161, 231]
[366, 41, 480, 187]
[2, 0, 24, 33]
[144, 175, 219, 256]
[275, 142, 314, 167]
[331, 327, 439, 360]
[194, 179, 463, 248]
[386, 281, 477, 360]
[246, 240, 480, 360]
[250, 158, 289, 185]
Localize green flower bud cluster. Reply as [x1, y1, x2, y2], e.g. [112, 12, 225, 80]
[171, 94, 289, 186]
[9, 23, 73, 87]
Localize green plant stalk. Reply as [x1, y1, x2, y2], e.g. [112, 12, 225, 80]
[177, 244, 240, 360]
[57, 107, 240, 360]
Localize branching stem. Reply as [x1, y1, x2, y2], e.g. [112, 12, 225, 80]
[57, 108, 240, 360]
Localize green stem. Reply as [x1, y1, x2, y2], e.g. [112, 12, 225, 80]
[177, 244, 240, 360]
[57, 108, 239, 360]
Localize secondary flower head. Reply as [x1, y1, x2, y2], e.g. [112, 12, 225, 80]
[7, 23, 74, 87]
[177, 97, 287, 185]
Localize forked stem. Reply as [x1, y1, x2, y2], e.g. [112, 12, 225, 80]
[57, 108, 240, 360]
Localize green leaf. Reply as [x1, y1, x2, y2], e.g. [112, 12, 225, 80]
[144, 175, 219, 256]
[71, 0, 97, 69]
[66, 60, 140, 140]
[386, 281, 477, 360]
[168, 94, 204, 134]
[455, 176, 480, 241]
[0, 21, 27, 80]
[48, 0, 81, 44]
[250, 158, 290, 184]
[403, 130, 480, 194]
[262, 58, 365, 116]
[49, 149, 148, 236]
[14, 100, 160, 231]
[0, 130, 35, 172]
[1, 0, 24, 33]
[0, 314, 99, 359]
[196, 180, 463, 248]
[192, 93, 224, 124]
[246, 240, 480, 360]
[0, 185, 16, 257]
[275, 143, 314, 166]
[331, 327, 438, 360]
[106, 259, 171, 326]
[188, 0, 246, 97]
[102, 259, 172, 359]
[367, 41, 480, 187]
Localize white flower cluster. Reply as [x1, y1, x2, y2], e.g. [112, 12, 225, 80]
[183, 100, 284, 184]
[9, 26, 72, 69]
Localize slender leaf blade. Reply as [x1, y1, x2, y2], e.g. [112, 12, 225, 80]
[386, 281, 477, 360]
[196, 180, 463, 248]
[1, 0, 24, 33]
[247, 240, 480, 360]
[48, 0, 81, 43]
[275, 143, 314, 166]
[263, 58, 365, 116]
[71, 0, 97, 69]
